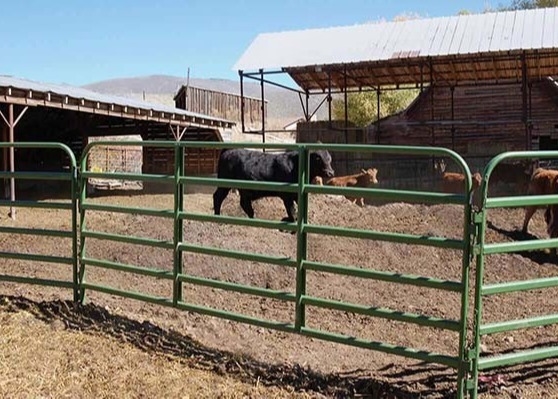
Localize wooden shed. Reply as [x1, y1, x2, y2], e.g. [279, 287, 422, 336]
[174, 85, 265, 131]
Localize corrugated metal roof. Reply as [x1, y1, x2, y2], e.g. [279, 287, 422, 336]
[0, 75, 234, 127]
[234, 8, 558, 71]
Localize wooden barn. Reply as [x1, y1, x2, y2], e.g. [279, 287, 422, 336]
[235, 7, 558, 190]
[0, 76, 234, 197]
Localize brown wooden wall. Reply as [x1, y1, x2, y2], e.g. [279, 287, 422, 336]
[371, 80, 558, 156]
[175, 86, 265, 130]
[142, 147, 219, 176]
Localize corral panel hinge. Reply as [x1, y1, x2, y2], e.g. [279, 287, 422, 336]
[472, 211, 484, 225]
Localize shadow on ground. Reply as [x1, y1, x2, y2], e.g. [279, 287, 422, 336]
[0, 295, 461, 399]
[3, 295, 557, 398]
[486, 220, 558, 265]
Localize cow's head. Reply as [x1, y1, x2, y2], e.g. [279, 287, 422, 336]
[311, 176, 324, 185]
[309, 149, 334, 179]
[360, 168, 379, 185]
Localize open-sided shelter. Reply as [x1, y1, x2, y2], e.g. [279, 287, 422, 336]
[234, 7, 558, 182]
[0, 76, 235, 197]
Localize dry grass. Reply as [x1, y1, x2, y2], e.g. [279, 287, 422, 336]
[0, 297, 313, 399]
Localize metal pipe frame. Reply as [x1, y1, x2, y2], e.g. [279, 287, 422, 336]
[237, 48, 545, 153]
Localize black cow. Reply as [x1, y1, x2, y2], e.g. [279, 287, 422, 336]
[213, 148, 335, 222]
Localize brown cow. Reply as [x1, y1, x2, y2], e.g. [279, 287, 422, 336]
[522, 167, 558, 233]
[434, 159, 482, 194]
[312, 176, 324, 185]
[542, 174, 558, 255]
[323, 168, 379, 207]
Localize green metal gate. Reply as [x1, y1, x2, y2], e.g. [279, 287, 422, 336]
[470, 151, 558, 399]
[77, 140, 476, 398]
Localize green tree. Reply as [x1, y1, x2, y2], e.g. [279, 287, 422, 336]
[332, 87, 419, 127]
[499, 0, 558, 10]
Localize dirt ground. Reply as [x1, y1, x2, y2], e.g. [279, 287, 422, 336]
[1, 190, 558, 398]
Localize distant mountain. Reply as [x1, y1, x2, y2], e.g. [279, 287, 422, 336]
[84, 75, 240, 96]
[83, 74, 328, 128]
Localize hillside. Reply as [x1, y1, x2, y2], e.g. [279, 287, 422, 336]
[83, 74, 328, 129]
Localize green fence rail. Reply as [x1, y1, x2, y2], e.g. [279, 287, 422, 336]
[76, 140, 476, 398]
[470, 151, 558, 399]
[0, 142, 78, 300]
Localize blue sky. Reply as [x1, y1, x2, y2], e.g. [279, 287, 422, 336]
[0, 0, 498, 86]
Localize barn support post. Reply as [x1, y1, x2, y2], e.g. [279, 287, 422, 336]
[429, 61, 435, 147]
[78, 114, 87, 171]
[521, 53, 529, 150]
[170, 124, 187, 142]
[305, 91, 310, 121]
[343, 67, 348, 132]
[298, 92, 308, 121]
[239, 70, 246, 133]
[528, 81, 533, 150]
[0, 122, 7, 198]
[420, 63, 424, 93]
[0, 104, 28, 220]
[344, 66, 349, 173]
[451, 86, 455, 150]
[376, 87, 381, 144]
[260, 69, 266, 149]
[327, 71, 332, 129]
[343, 67, 349, 147]
[8, 105, 15, 219]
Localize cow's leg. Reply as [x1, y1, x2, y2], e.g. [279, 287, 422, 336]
[282, 197, 297, 222]
[357, 197, 365, 207]
[239, 193, 255, 218]
[522, 206, 537, 233]
[213, 187, 231, 215]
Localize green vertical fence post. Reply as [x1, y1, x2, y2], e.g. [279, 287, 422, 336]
[71, 161, 80, 302]
[78, 151, 89, 304]
[457, 177, 474, 399]
[470, 208, 486, 399]
[174, 145, 185, 304]
[295, 145, 308, 330]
